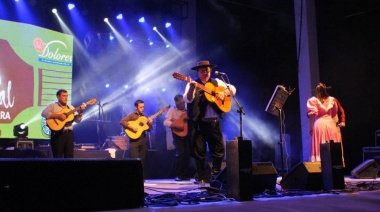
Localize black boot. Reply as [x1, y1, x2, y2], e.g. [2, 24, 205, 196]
[211, 157, 223, 181]
[194, 158, 206, 186]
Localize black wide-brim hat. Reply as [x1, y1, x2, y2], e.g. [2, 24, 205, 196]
[191, 60, 217, 70]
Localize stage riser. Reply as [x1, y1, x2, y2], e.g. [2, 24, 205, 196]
[0, 159, 144, 211]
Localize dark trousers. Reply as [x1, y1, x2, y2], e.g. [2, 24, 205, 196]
[129, 136, 147, 164]
[172, 133, 190, 178]
[189, 120, 224, 181]
[50, 130, 74, 158]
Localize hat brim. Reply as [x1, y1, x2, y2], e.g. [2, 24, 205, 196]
[191, 64, 217, 70]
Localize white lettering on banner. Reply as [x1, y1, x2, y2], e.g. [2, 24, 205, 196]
[0, 111, 11, 119]
[39, 40, 73, 62]
[0, 77, 15, 109]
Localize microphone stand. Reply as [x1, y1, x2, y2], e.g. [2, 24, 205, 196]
[98, 101, 110, 150]
[218, 74, 245, 141]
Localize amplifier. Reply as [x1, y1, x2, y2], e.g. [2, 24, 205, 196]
[107, 136, 128, 150]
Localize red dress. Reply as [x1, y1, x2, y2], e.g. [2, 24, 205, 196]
[307, 96, 340, 162]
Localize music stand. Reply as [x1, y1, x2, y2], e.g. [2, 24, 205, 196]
[265, 85, 293, 178]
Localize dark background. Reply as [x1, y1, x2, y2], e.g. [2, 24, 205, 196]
[1, 0, 380, 177]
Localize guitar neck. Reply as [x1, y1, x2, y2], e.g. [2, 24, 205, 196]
[194, 82, 213, 94]
[66, 106, 81, 116]
[149, 111, 164, 120]
[173, 73, 213, 95]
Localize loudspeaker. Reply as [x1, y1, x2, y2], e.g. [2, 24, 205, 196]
[252, 162, 278, 193]
[0, 158, 144, 211]
[321, 142, 345, 190]
[280, 162, 323, 191]
[351, 159, 379, 179]
[0, 149, 47, 158]
[226, 139, 253, 201]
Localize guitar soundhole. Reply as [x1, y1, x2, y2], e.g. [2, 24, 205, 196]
[139, 122, 144, 126]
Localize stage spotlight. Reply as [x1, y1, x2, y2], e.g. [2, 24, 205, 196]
[52, 8, 57, 14]
[109, 34, 114, 40]
[117, 14, 123, 19]
[162, 88, 166, 92]
[165, 44, 170, 48]
[139, 17, 145, 23]
[68, 3, 75, 10]
[165, 22, 171, 28]
[153, 26, 157, 31]
[129, 39, 133, 43]
[149, 41, 153, 46]
[104, 18, 109, 23]
[124, 85, 129, 89]
[105, 84, 110, 88]
[13, 123, 28, 139]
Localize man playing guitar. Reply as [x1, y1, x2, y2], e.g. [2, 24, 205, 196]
[163, 94, 190, 181]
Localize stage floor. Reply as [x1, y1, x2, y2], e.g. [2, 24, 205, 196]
[107, 176, 380, 212]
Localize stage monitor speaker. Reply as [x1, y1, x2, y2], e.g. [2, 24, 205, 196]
[252, 162, 278, 194]
[351, 159, 379, 179]
[226, 139, 253, 201]
[321, 142, 345, 190]
[280, 162, 323, 191]
[0, 158, 144, 211]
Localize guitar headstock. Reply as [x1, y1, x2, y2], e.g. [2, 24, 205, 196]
[85, 98, 97, 106]
[173, 72, 191, 83]
[162, 105, 171, 113]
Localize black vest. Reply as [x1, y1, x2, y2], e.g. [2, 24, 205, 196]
[187, 78, 223, 122]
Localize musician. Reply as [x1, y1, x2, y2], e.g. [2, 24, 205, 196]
[163, 94, 190, 181]
[41, 89, 86, 158]
[183, 60, 236, 186]
[120, 99, 153, 164]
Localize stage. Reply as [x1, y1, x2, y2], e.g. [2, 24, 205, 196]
[131, 177, 380, 212]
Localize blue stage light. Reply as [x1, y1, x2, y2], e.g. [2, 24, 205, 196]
[117, 14, 123, 19]
[165, 22, 171, 28]
[153, 26, 157, 31]
[68, 3, 75, 10]
[139, 17, 145, 23]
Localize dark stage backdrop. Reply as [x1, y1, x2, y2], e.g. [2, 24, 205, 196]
[195, 0, 380, 173]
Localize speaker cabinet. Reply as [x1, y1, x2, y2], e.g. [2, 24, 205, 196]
[226, 139, 253, 201]
[252, 162, 278, 193]
[0, 158, 144, 211]
[321, 142, 345, 190]
[280, 162, 323, 191]
[351, 159, 379, 179]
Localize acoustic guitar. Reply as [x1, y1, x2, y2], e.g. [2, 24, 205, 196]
[46, 98, 97, 131]
[172, 72, 231, 113]
[125, 105, 170, 139]
[171, 112, 188, 137]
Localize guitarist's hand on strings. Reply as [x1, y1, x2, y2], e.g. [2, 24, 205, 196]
[78, 103, 87, 117]
[215, 92, 226, 101]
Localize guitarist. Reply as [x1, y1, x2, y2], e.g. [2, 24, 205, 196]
[183, 60, 236, 187]
[41, 89, 87, 158]
[163, 94, 190, 181]
[120, 99, 153, 164]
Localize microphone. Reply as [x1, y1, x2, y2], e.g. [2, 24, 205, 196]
[215, 71, 226, 75]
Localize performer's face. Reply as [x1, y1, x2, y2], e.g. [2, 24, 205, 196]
[197, 67, 211, 82]
[175, 98, 185, 110]
[136, 103, 144, 114]
[57, 92, 68, 106]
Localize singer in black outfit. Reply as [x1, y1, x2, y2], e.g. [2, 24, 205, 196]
[183, 60, 236, 186]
